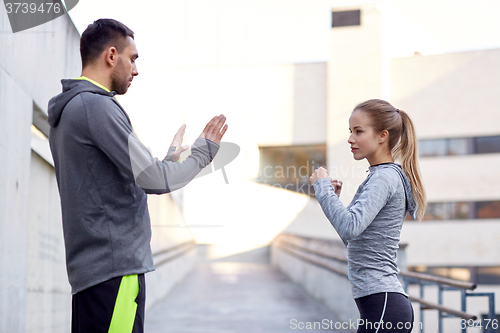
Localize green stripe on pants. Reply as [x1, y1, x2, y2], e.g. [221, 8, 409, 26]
[108, 275, 139, 333]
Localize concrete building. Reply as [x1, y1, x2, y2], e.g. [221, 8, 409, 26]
[278, 2, 500, 331]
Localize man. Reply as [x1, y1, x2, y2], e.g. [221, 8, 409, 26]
[47, 18, 228, 333]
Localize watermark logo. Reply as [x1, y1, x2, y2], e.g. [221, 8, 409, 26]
[194, 141, 240, 184]
[3, 0, 79, 33]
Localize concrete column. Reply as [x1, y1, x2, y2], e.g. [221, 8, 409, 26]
[0, 68, 32, 333]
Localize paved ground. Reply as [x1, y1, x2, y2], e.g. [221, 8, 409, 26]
[145, 262, 340, 333]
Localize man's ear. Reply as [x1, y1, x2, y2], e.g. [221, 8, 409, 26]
[104, 46, 118, 67]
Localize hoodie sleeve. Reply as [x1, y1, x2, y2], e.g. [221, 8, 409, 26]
[85, 95, 219, 194]
[312, 172, 391, 244]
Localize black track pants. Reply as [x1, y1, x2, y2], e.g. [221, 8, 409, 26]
[355, 292, 414, 333]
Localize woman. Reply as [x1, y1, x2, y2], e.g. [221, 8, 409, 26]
[309, 99, 427, 333]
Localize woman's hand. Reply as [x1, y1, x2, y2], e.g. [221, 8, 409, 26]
[331, 179, 343, 198]
[309, 167, 331, 185]
[309, 167, 343, 198]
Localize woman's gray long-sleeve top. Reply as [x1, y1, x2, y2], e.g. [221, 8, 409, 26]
[312, 162, 417, 299]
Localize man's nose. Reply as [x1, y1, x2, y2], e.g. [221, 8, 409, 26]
[132, 64, 139, 76]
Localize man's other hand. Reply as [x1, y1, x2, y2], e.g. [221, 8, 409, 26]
[199, 114, 228, 145]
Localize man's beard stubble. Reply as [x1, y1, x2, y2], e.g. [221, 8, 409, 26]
[110, 58, 129, 95]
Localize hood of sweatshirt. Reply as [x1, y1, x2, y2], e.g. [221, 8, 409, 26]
[48, 79, 116, 128]
[368, 162, 418, 220]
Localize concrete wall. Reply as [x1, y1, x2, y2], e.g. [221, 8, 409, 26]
[0, 8, 80, 331]
[26, 151, 70, 332]
[292, 62, 327, 145]
[270, 234, 358, 328]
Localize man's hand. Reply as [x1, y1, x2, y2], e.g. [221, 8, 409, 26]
[170, 124, 190, 162]
[199, 114, 228, 145]
[309, 167, 331, 185]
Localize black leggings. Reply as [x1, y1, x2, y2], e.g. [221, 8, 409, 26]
[355, 292, 414, 333]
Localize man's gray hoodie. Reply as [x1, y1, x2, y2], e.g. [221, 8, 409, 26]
[48, 79, 219, 294]
[313, 162, 418, 299]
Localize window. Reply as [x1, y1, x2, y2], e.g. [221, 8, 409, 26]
[419, 135, 500, 157]
[408, 266, 500, 285]
[449, 202, 471, 219]
[257, 144, 327, 196]
[407, 201, 500, 221]
[419, 139, 447, 157]
[448, 137, 470, 155]
[474, 135, 500, 154]
[477, 201, 500, 219]
[418, 202, 450, 220]
[477, 267, 500, 285]
[332, 10, 361, 28]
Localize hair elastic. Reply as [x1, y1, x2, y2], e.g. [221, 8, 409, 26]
[396, 109, 400, 113]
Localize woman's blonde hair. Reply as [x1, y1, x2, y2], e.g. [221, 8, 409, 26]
[354, 99, 427, 221]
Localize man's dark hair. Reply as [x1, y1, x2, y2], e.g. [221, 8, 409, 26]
[80, 19, 134, 69]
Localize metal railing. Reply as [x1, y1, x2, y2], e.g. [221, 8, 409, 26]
[273, 233, 497, 333]
[400, 270, 496, 333]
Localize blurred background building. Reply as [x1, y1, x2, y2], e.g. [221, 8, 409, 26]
[1, 0, 500, 332]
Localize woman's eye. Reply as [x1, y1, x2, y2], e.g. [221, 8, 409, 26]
[357, 130, 362, 133]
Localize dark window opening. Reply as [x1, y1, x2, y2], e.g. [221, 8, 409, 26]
[419, 135, 500, 157]
[332, 10, 361, 28]
[406, 200, 500, 221]
[475, 135, 500, 154]
[477, 201, 500, 219]
[408, 266, 500, 285]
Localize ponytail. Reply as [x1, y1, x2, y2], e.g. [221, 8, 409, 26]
[391, 110, 427, 221]
[354, 99, 427, 221]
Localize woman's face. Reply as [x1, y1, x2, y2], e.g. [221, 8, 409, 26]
[348, 109, 382, 161]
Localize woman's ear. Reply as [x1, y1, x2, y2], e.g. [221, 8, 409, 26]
[379, 129, 389, 143]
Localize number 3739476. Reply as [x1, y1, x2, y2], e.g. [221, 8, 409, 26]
[5, 2, 62, 14]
